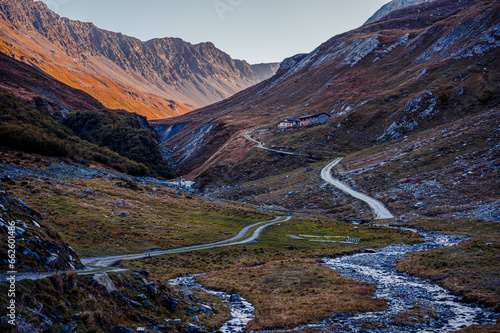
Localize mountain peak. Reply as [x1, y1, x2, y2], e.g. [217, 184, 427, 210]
[365, 0, 437, 24]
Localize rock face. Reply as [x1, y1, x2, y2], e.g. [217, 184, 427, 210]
[89, 273, 118, 294]
[364, 0, 437, 24]
[277, 54, 308, 73]
[0, 0, 279, 119]
[0, 192, 84, 272]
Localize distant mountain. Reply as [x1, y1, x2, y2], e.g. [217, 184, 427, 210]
[154, 0, 499, 220]
[0, 0, 279, 119]
[251, 63, 281, 81]
[365, 0, 437, 24]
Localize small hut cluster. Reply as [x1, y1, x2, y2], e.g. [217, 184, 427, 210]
[278, 113, 331, 128]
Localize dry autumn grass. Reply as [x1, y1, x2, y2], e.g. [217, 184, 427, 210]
[396, 219, 500, 313]
[197, 258, 386, 331]
[128, 217, 421, 331]
[2, 174, 272, 257]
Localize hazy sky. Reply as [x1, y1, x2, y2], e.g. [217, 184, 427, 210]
[38, 0, 391, 64]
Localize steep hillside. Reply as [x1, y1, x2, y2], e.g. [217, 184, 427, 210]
[155, 0, 499, 220]
[0, 0, 278, 119]
[0, 52, 103, 113]
[0, 92, 176, 178]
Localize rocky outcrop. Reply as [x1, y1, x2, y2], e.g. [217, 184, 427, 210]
[89, 273, 118, 294]
[277, 54, 308, 73]
[0, 0, 278, 118]
[365, 0, 437, 24]
[0, 192, 84, 272]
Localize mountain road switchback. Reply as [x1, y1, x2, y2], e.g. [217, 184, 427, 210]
[244, 130, 394, 220]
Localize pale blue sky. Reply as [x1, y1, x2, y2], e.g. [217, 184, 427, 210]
[38, 0, 391, 64]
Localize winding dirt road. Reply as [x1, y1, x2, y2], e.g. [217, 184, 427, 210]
[244, 132, 304, 156]
[321, 159, 394, 220]
[244, 132, 394, 220]
[5, 216, 290, 282]
[83, 216, 290, 268]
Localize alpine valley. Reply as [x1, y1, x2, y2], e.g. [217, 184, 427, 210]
[0, 0, 499, 332]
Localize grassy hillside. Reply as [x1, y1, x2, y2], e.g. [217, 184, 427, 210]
[0, 93, 175, 178]
[63, 110, 175, 179]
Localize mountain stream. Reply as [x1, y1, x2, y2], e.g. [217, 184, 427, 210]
[169, 227, 498, 333]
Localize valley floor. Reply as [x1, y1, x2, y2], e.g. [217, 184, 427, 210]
[0, 152, 498, 332]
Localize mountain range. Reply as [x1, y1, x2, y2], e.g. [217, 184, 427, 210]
[0, 0, 278, 119]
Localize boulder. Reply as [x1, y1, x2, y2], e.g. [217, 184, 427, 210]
[89, 273, 117, 294]
[45, 253, 59, 267]
[186, 307, 197, 314]
[199, 304, 212, 313]
[229, 294, 241, 302]
[130, 300, 142, 307]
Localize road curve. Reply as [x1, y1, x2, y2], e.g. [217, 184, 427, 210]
[6, 216, 290, 281]
[244, 132, 304, 156]
[83, 216, 290, 268]
[321, 159, 394, 220]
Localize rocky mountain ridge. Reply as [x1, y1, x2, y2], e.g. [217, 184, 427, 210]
[365, 0, 437, 24]
[0, 0, 279, 118]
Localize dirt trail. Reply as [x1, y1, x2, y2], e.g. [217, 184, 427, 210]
[321, 158, 394, 220]
[3, 216, 290, 282]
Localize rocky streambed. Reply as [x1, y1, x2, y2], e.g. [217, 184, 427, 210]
[171, 228, 498, 333]
[168, 275, 255, 333]
[299, 228, 498, 332]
